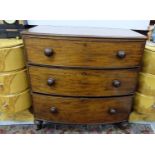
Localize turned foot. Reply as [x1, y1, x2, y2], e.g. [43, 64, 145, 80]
[116, 121, 129, 129]
[35, 120, 43, 130]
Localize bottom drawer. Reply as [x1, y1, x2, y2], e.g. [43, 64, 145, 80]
[33, 93, 133, 124]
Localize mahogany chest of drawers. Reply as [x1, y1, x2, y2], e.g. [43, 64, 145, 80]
[22, 26, 146, 129]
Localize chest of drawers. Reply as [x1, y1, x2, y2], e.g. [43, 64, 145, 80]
[22, 26, 146, 129]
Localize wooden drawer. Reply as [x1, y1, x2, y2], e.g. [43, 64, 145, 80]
[24, 37, 145, 68]
[33, 93, 133, 124]
[29, 66, 138, 97]
[0, 89, 31, 114]
[0, 45, 25, 72]
[0, 69, 29, 95]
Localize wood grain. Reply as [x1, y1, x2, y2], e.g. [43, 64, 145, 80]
[29, 66, 138, 97]
[24, 37, 145, 68]
[21, 26, 146, 124]
[33, 93, 133, 124]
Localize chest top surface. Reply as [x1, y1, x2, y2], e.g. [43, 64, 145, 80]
[22, 26, 146, 39]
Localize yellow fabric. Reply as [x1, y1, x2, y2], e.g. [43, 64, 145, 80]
[0, 89, 31, 114]
[0, 39, 33, 123]
[134, 93, 155, 114]
[14, 110, 34, 122]
[145, 42, 155, 52]
[142, 49, 155, 75]
[0, 39, 23, 49]
[129, 112, 155, 122]
[129, 42, 155, 122]
[0, 110, 34, 122]
[0, 45, 25, 72]
[0, 69, 29, 95]
[138, 72, 155, 96]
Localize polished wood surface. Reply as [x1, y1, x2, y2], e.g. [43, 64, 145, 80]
[0, 45, 25, 72]
[0, 69, 29, 95]
[22, 26, 146, 125]
[33, 93, 133, 124]
[24, 37, 145, 68]
[29, 66, 138, 97]
[22, 26, 146, 39]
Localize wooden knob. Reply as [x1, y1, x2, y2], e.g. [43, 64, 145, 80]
[44, 48, 54, 57]
[109, 108, 117, 114]
[117, 51, 126, 59]
[47, 78, 55, 86]
[50, 107, 58, 113]
[112, 80, 121, 88]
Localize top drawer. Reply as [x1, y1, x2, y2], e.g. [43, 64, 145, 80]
[24, 37, 145, 68]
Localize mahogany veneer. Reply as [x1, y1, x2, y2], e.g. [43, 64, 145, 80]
[22, 26, 146, 129]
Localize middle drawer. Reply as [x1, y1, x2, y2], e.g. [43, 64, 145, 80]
[29, 66, 138, 97]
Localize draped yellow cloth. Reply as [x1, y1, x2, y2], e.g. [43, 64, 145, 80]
[129, 41, 155, 122]
[0, 39, 33, 122]
[0, 39, 22, 48]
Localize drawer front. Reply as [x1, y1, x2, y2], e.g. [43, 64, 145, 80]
[33, 93, 133, 124]
[0, 69, 29, 95]
[24, 37, 145, 68]
[29, 66, 138, 97]
[0, 89, 31, 114]
[0, 45, 25, 72]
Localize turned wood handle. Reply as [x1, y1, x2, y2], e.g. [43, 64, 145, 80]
[47, 78, 55, 86]
[44, 48, 54, 57]
[117, 51, 126, 59]
[50, 107, 58, 113]
[109, 108, 117, 114]
[112, 80, 121, 88]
